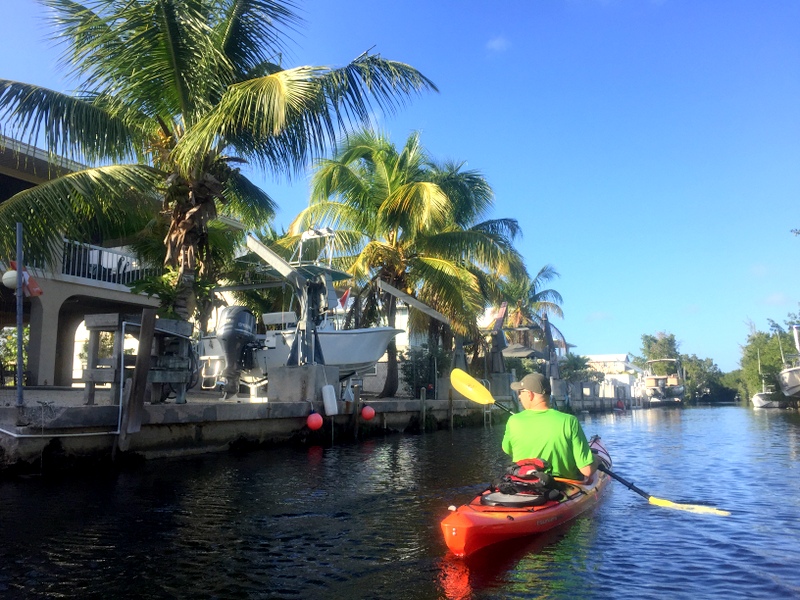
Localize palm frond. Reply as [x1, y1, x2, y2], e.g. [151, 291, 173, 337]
[351, 240, 400, 280]
[171, 65, 327, 173]
[418, 228, 524, 278]
[535, 301, 565, 319]
[469, 218, 522, 243]
[174, 55, 436, 176]
[379, 181, 450, 234]
[45, 0, 228, 124]
[0, 80, 138, 163]
[219, 169, 277, 227]
[530, 264, 561, 290]
[412, 257, 484, 335]
[212, 0, 300, 78]
[0, 164, 162, 266]
[289, 200, 366, 237]
[320, 54, 438, 124]
[429, 160, 495, 227]
[309, 159, 371, 207]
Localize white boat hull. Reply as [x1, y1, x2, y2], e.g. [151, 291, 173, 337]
[778, 366, 800, 398]
[647, 396, 683, 406]
[199, 326, 402, 384]
[751, 392, 788, 409]
[252, 326, 402, 377]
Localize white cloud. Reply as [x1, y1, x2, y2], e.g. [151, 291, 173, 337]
[587, 311, 613, 322]
[764, 292, 790, 306]
[486, 36, 510, 52]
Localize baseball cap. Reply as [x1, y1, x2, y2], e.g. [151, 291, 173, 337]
[510, 372, 551, 395]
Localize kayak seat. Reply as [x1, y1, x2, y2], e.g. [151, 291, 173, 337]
[480, 491, 551, 507]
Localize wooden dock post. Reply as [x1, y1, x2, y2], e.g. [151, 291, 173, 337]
[448, 388, 454, 431]
[420, 387, 427, 432]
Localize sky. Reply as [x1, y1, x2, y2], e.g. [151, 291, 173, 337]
[1, 0, 799, 372]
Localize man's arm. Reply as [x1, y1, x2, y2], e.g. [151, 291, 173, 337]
[578, 453, 600, 478]
[570, 417, 597, 478]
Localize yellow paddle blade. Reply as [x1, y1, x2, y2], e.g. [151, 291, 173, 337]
[649, 496, 731, 516]
[450, 368, 495, 405]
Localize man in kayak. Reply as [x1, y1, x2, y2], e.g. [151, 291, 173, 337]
[502, 372, 599, 481]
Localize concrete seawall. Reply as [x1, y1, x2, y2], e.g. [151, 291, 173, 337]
[0, 388, 493, 473]
[0, 387, 638, 473]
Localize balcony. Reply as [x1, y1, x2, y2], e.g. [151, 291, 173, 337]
[59, 239, 160, 289]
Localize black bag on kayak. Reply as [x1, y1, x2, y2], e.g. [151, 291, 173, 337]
[490, 458, 563, 500]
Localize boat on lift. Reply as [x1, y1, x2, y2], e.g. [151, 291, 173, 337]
[199, 309, 401, 390]
[197, 230, 400, 395]
[644, 358, 685, 406]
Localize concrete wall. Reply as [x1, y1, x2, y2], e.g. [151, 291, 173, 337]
[0, 397, 488, 471]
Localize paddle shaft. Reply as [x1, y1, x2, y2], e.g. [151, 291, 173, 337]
[491, 401, 515, 415]
[598, 464, 650, 500]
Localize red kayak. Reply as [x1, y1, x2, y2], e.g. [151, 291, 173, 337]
[441, 436, 611, 557]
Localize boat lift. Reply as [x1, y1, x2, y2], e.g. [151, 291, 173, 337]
[244, 233, 334, 367]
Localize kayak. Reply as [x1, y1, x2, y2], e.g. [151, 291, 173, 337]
[441, 436, 612, 557]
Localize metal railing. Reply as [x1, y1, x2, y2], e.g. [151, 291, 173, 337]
[61, 239, 160, 286]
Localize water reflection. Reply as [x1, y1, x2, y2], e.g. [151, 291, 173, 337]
[1, 407, 799, 599]
[438, 519, 597, 600]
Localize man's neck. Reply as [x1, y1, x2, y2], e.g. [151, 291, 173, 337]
[526, 395, 549, 411]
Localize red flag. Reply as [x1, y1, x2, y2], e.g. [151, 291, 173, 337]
[10, 261, 43, 297]
[339, 287, 351, 309]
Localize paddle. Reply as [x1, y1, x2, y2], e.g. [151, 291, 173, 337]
[449, 368, 732, 517]
[597, 465, 730, 516]
[450, 368, 514, 414]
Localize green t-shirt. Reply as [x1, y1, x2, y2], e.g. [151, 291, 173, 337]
[501, 408, 594, 479]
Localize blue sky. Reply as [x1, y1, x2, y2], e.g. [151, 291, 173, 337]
[2, 0, 799, 372]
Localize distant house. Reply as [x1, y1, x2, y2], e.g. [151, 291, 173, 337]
[584, 353, 645, 400]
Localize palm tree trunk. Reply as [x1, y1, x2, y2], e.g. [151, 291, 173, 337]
[164, 176, 218, 322]
[173, 270, 196, 322]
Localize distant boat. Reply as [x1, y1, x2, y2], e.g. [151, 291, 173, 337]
[778, 366, 800, 398]
[751, 390, 788, 409]
[644, 358, 685, 407]
[778, 325, 800, 399]
[753, 348, 789, 409]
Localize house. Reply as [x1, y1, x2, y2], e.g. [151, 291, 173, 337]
[584, 353, 645, 400]
[0, 136, 159, 387]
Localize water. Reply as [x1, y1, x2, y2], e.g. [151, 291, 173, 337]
[1, 406, 799, 599]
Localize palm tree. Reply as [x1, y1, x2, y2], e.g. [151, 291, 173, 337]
[501, 265, 564, 348]
[0, 0, 436, 320]
[292, 128, 523, 396]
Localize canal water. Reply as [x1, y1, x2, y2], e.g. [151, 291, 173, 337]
[1, 406, 799, 599]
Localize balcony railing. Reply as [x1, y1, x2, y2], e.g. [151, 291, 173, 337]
[61, 239, 160, 286]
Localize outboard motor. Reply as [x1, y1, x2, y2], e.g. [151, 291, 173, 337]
[217, 306, 256, 396]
